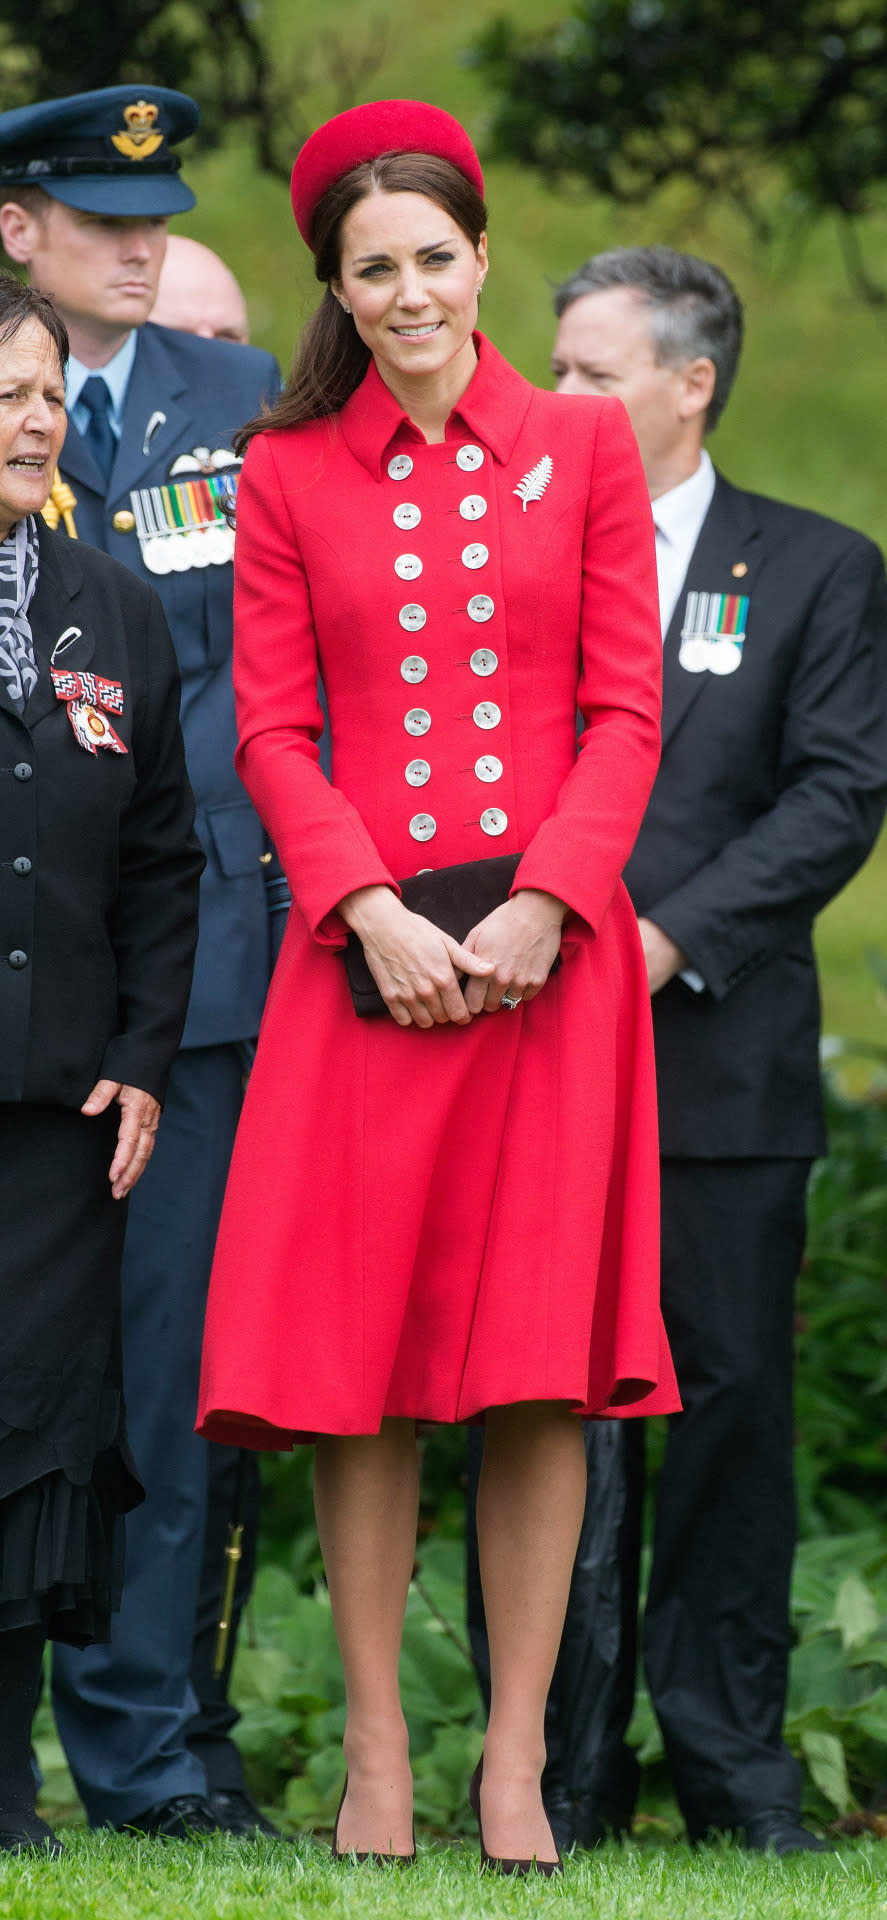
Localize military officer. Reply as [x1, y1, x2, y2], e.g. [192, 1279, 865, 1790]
[0, 86, 284, 1840]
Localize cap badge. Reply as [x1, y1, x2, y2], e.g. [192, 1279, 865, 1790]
[514, 454, 553, 512]
[112, 101, 164, 162]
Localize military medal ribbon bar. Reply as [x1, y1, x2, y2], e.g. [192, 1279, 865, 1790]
[679, 590, 749, 676]
[129, 471, 238, 575]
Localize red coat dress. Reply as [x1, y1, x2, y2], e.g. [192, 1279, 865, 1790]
[197, 334, 679, 1447]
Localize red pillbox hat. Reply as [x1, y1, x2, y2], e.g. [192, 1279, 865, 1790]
[291, 99, 484, 245]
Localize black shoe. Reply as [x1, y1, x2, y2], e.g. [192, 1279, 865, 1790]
[207, 1788, 291, 1841]
[470, 1759, 563, 1878]
[0, 1811, 64, 1857]
[741, 1809, 828, 1856]
[117, 1794, 222, 1839]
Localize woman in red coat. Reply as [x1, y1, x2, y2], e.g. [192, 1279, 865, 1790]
[198, 100, 677, 1869]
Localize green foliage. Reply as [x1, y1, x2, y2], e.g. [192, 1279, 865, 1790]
[795, 1068, 887, 1534]
[472, 0, 887, 283]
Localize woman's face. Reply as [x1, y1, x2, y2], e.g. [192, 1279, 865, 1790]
[334, 189, 488, 390]
[0, 317, 67, 541]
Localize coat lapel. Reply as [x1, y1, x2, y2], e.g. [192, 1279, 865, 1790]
[107, 325, 195, 504]
[661, 474, 762, 748]
[24, 524, 89, 730]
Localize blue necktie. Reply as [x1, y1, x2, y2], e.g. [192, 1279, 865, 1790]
[79, 375, 116, 484]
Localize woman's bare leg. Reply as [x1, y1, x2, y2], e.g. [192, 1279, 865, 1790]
[313, 1417, 419, 1855]
[476, 1400, 587, 1863]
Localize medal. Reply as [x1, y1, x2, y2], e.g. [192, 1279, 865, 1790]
[129, 468, 240, 575]
[51, 667, 127, 755]
[679, 590, 749, 676]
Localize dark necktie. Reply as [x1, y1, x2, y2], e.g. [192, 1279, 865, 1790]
[79, 375, 116, 484]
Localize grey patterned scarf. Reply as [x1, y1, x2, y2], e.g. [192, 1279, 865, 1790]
[0, 516, 40, 714]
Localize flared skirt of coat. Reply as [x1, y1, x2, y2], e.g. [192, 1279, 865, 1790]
[198, 882, 679, 1447]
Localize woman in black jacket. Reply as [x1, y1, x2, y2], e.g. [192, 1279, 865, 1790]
[0, 273, 203, 1855]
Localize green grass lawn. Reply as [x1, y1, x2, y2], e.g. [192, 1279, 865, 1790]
[1, 1831, 886, 1920]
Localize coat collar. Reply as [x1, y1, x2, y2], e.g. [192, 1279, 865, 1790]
[339, 332, 534, 480]
[57, 323, 193, 505]
[661, 472, 762, 748]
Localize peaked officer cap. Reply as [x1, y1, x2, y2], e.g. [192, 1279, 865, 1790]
[291, 100, 484, 245]
[0, 86, 199, 216]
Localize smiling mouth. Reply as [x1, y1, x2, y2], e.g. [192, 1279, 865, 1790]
[8, 455, 47, 471]
[392, 322, 443, 339]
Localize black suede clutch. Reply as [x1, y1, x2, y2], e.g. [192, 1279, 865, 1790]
[343, 853, 560, 1018]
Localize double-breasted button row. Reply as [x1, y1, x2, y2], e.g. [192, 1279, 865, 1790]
[387, 445, 507, 846]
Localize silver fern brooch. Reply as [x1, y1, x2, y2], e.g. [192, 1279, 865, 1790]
[514, 454, 553, 511]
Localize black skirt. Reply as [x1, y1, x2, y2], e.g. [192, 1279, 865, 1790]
[0, 1103, 143, 1646]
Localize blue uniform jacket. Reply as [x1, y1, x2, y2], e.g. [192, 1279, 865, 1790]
[56, 321, 281, 1048]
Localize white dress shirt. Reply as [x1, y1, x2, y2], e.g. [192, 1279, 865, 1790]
[651, 448, 716, 993]
[653, 448, 716, 638]
[66, 330, 138, 444]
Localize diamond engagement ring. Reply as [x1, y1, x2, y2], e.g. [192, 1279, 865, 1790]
[501, 991, 522, 1011]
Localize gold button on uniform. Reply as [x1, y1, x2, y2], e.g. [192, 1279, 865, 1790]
[113, 509, 136, 533]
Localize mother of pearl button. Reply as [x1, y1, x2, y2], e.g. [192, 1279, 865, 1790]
[459, 495, 487, 521]
[467, 594, 495, 623]
[409, 813, 437, 841]
[388, 454, 414, 480]
[405, 759, 431, 786]
[456, 444, 485, 471]
[469, 648, 498, 676]
[400, 655, 428, 683]
[393, 502, 421, 530]
[399, 603, 427, 631]
[480, 808, 508, 836]
[394, 553, 423, 581]
[475, 754, 503, 782]
[473, 700, 501, 729]
[404, 707, 431, 734]
[462, 543, 488, 570]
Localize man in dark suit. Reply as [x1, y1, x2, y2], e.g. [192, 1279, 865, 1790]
[468, 244, 887, 1853]
[0, 85, 285, 1839]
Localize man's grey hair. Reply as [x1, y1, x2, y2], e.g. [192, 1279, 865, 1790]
[554, 245, 743, 431]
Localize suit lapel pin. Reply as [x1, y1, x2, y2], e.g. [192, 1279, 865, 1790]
[679, 590, 748, 676]
[514, 454, 553, 511]
[732, 561, 748, 578]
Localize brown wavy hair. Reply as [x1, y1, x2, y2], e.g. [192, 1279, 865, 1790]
[234, 151, 487, 454]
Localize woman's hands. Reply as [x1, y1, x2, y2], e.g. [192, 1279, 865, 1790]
[81, 1080, 161, 1198]
[339, 884, 567, 1028]
[339, 885, 494, 1027]
[461, 888, 567, 1016]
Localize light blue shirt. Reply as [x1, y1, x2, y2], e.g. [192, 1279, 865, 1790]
[66, 331, 138, 443]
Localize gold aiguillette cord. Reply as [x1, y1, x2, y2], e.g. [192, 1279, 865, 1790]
[41, 473, 79, 539]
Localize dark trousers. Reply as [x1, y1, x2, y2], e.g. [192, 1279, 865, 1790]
[51, 1045, 259, 1825]
[466, 1155, 811, 1843]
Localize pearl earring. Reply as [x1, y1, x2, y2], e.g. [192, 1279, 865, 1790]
[342, 302, 351, 315]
